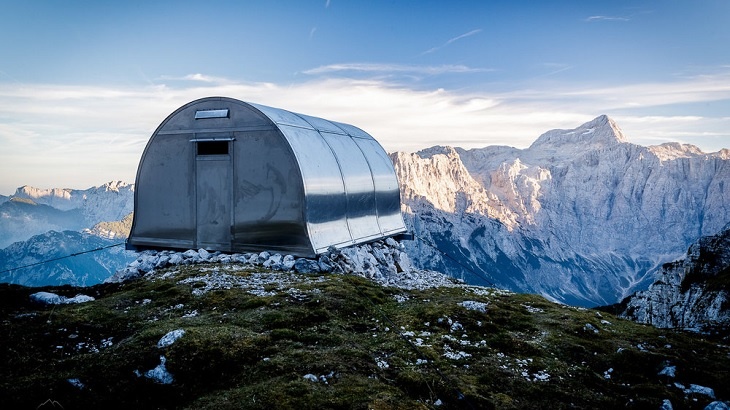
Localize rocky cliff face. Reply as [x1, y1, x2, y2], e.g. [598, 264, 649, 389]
[393, 115, 730, 306]
[13, 180, 134, 222]
[619, 225, 730, 332]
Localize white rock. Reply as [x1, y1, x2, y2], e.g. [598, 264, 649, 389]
[67, 378, 85, 390]
[705, 401, 730, 410]
[459, 300, 488, 313]
[30, 292, 95, 305]
[658, 365, 676, 378]
[685, 384, 715, 399]
[282, 255, 296, 270]
[157, 329, 186, 348]
[145, 355, 174, 384]
[30, 292, 62, 304]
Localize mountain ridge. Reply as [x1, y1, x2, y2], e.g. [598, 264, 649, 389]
[394, 115, 730, 306]
[0, 181, 134, 248]
[2, 115, 728, 308]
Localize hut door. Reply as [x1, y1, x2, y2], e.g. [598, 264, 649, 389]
[195, 139, 233, 251]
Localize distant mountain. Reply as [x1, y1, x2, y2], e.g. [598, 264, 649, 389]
[4, 116, 729, 310]
[1, 181, 134, 248]
[0, 198, 85, 249]
[617, 224, 730, 333]
[83, 212, 134, 240]
[394, 115, 730, 306]
[0, 230, 135, 287]
[0, 182, 135, 287]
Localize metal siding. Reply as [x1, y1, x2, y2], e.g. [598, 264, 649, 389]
[275, 124, 352, 250]
[231, 129, 312, 255]
[319, 132, 381, 241]
[129, 133, 195, 247]
[352, 138, 407, 234]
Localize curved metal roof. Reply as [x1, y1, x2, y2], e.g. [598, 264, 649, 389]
[128, 97, 406, 256]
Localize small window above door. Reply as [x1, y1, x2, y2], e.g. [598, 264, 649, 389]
[197, 141, 229, 156]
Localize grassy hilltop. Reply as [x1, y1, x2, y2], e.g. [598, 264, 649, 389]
[1, 263, 728, 409]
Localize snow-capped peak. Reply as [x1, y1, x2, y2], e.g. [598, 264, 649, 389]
[98, 181, 134, 193]
[529, 115, 628, 151]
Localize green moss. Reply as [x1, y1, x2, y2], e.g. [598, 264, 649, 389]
[0, 265, 728, 409]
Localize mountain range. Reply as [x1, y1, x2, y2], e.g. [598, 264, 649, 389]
[0, 181, 134, 248]
[1, 116, 728, 309]
[0, 181, 136, 286]
[394, 115, 730, 306]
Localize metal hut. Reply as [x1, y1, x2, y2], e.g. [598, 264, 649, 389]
[127, 97, 406, 257]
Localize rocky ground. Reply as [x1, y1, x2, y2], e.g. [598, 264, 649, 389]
[1, 241, 729, 409]
[107, 239, 458, 291]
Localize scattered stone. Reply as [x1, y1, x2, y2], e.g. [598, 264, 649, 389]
[30, 292, 95, 305]
[109, 239, 468, 291]
[459, 300, 488, 313]
[658, 365, 676, 378]
[157, 329, 185, 348]
[144, 355, 174, 384]
[685, 384, 715, 399]
[293, 258, 321, 273]
[583, 323, 599, 334]
[67, 378, 85, 390]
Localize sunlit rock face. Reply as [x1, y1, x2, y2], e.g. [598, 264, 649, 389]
[393, 115, 730, 306]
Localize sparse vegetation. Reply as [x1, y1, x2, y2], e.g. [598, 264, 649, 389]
[0, 264, 728, 409]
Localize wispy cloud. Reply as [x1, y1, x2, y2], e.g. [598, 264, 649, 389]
[1, 71, 729, 192]
[157, 73, 232, 84]
[303, 62, 491, 76]
[536, 63, 573, 78]
[585, 15, 630, 22]
[421, 29, 482, 55]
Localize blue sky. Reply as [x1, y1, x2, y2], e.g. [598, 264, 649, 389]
[1, 0, 729, 194]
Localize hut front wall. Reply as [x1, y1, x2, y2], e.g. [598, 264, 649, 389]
[231, 129, 311, 255]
